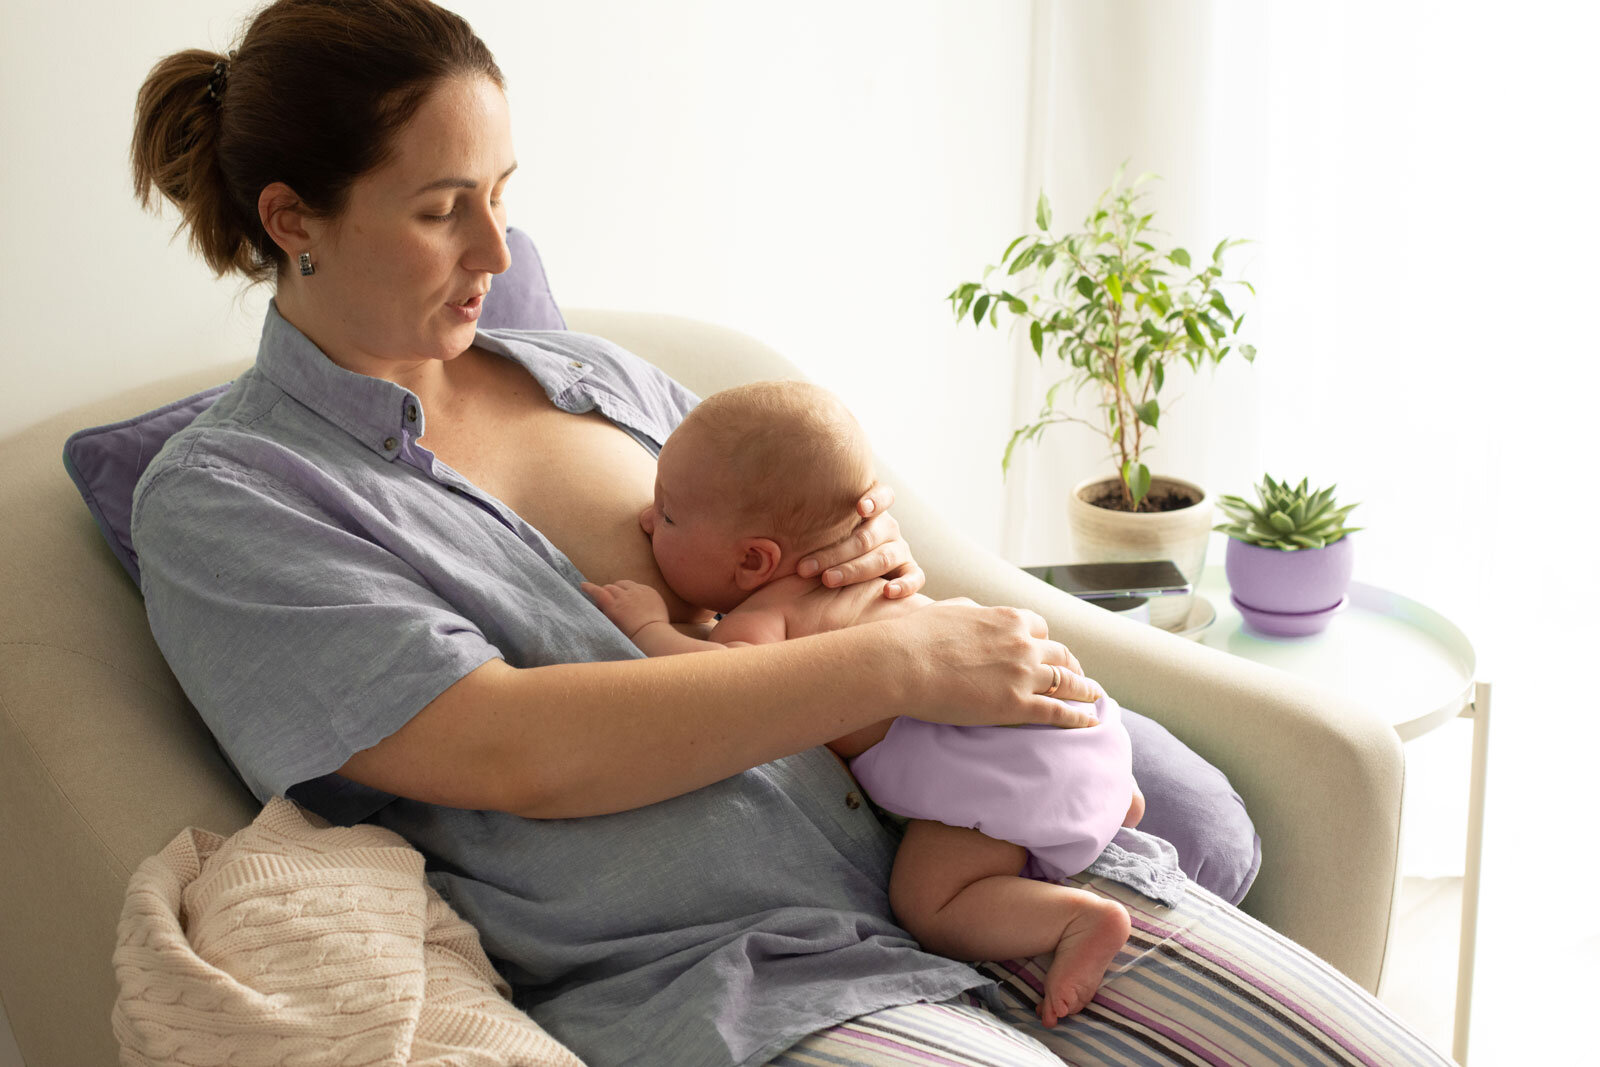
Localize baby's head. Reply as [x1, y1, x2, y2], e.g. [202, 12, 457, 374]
[646, 380, 875, 613]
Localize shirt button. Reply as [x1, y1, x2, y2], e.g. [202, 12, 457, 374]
[844, 791, 863, 811]
[569, 360, 584, 369]
[383, 437, 398, 451]
[406, 404, 418, 422]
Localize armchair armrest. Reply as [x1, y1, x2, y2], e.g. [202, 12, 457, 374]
[572, 308, 1406, 993]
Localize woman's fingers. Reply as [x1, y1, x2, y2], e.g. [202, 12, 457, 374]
[1040, 661, 1104, 706]
[795, 485, 927, 598]
[857, 482, 895, 518]
[881, 561, 926, 599]
[799, 511, 905, 585]
[900, 601, 1107, 728]
[1031, 695, 1102, 728]
[1041, 640, 1084, 677]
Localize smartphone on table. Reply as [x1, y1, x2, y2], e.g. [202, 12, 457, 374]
[1023, 560, 1192, 600]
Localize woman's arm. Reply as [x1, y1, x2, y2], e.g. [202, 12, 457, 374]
[338, 601, 1101, 819]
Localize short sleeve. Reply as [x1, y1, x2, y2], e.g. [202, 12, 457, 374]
[132, 458, 501, 807]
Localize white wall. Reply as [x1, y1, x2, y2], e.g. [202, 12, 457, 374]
[2, 0, 1036, 553]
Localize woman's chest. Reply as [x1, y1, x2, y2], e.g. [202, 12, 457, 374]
[418, 380, 668, 593]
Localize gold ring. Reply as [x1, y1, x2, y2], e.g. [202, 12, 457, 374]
[1043, 663, 1062, 697]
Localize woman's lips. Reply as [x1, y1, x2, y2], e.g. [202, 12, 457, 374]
[446, 293, 484, 322]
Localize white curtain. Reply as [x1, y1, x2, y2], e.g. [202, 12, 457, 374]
[1010, 0, 1598, 1048]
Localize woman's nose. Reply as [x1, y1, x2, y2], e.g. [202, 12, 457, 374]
[467, 206, 512, 276]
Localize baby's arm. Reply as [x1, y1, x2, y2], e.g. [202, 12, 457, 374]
[582, 580, 730, 656]
[581, 580, 781, 655]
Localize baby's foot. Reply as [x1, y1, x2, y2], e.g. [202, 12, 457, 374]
[1037, 895, 1131, 1028]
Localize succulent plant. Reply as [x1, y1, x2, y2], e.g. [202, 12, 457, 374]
[1214, 474, 1362, 551]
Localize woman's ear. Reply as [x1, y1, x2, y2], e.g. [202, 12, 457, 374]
[257, 181, 316, 260]
[734, 538, 783, 592]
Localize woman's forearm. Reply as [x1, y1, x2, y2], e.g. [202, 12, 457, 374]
[338, 600, 1098, 818]
[338, 624, 908, 818]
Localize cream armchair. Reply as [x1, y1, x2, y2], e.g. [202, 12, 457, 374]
[0, 310, 1405, 1066]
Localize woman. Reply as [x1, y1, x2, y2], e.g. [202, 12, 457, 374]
[129, 2, 1450, 1064]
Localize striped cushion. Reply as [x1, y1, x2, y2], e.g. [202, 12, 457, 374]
[767, 877, 1451, 1066]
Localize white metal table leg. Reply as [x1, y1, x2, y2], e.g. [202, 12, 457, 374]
[1453, 680, 1490, 1065]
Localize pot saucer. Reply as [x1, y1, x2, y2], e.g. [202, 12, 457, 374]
[1231, 593, 1349, 637]
[1166, 595, 1217, 641]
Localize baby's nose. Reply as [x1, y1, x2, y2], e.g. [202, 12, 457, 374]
[638, 504, 655, 534]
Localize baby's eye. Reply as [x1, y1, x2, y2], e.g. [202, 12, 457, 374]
[661, 510, 674, 525]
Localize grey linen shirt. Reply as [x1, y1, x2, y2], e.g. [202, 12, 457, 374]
[131, 303, 988, 1066]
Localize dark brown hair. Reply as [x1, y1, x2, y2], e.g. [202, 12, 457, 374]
[132, 0, 504, 282]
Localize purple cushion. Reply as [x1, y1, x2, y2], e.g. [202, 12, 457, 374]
[62, 226, 564, 587]
[1122, 706, 1261, 904]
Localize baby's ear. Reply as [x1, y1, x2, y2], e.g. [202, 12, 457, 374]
[734, 538, 783, 591]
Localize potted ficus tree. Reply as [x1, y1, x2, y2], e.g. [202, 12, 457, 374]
[1215, 474, 1363, 636]
[950, 165, 1256, 629]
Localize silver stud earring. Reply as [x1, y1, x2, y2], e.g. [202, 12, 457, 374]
[298, 252, 315, 277]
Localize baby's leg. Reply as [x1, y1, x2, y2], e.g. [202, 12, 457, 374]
[889, 820, 1130, 1028]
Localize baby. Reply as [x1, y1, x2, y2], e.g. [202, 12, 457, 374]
[582, 380, 1142, 1025]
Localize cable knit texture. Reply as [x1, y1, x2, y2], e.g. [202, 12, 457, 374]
[112, 796, 585, 1066]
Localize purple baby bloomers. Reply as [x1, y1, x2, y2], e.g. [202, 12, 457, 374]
[849, 695, 1133, 882]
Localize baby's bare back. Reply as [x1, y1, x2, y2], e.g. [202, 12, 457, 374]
[735, 574, 935, 641]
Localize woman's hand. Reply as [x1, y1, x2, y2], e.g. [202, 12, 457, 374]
[796, 483, 924, 599]
[878, 598, 1106, 728]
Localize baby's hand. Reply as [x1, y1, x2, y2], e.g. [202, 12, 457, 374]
[581, 580, 670, 638]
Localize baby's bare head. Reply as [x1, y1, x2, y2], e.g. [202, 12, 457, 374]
[674, 380, 875, 557]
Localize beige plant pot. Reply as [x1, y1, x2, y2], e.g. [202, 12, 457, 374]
[1066, 474, 1214, 631]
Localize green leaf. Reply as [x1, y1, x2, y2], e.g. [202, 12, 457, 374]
[1030, 320, 1044, 357]
[1106, 274, 1123, 304]
[1076, 276, 1097, 299]
[1240, 344, 1257, 362]
[1152, 360, 1165, 391]
[1171, 248, 1191, 268]
[1135, 399, 1160, 428]
[1123, 461, 1152, 508]
[973, 294, 990, 326]
[1036, 190, 1053, 231]
[1002, 235, 1029, 262]
[1001, 426, 1027, 476]
[1184, 316, 1206, 345]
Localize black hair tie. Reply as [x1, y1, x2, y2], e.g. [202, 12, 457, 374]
[207, 50, 237, 105]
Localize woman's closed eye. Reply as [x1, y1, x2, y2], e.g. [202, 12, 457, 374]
[422, 197, 504, 223]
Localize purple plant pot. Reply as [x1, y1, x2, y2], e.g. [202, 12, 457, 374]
[1224, 535, 1356, 634]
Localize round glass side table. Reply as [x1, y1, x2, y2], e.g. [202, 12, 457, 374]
[1189, 565, 1490, 1065]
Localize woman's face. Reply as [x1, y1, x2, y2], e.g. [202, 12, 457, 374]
[292, 75, 517, 378]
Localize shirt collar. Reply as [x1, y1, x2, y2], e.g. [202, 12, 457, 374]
[255, 300, 419, 460]
[253, 301, 601, 459]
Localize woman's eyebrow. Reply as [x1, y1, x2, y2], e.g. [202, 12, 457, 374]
[410, 162, 519, 197]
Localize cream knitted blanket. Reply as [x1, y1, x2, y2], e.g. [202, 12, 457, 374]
[112, 796, 584, 1066]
